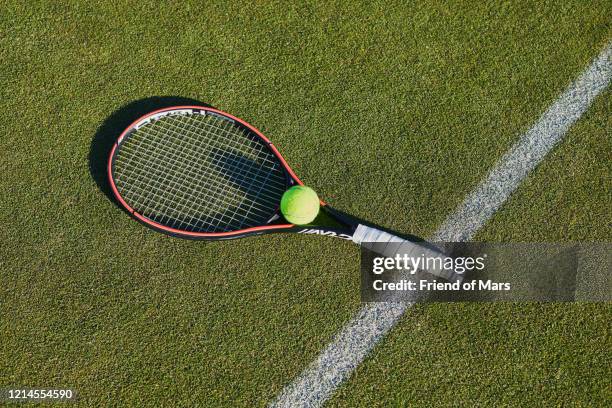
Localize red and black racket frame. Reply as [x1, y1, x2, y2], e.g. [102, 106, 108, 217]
[108, 106, 364, 241]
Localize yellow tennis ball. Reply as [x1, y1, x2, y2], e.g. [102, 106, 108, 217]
[280, 185, 320, 225]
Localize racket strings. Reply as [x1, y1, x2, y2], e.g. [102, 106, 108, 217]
[121, 120, 281, 217]
[164, 115, 288, 208]
[113, 112, 288, 232]
[125, 116, 280, 230]
[116, 117, 282, 233]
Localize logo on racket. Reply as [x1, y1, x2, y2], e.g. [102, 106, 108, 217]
[298, 229, 353, 240]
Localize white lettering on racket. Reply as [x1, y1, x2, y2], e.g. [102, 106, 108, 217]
[298, 229, 353, 240]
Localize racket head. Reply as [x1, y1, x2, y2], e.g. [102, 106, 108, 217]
[108, 106, 305, 239]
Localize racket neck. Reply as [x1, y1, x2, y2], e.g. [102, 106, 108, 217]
[323, 206, 426, 244]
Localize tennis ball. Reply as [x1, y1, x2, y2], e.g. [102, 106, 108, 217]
[280, 185, 320, 225]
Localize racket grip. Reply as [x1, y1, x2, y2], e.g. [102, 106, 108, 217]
[352, 224, 462, 283]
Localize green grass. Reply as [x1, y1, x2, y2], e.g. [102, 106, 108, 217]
[328, 92, 612, 407]
[1, 1, 610, 406]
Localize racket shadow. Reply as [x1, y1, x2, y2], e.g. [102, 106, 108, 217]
[89, 96, 213, 209]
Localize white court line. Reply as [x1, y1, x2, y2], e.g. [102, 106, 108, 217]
[271, 42, 612, 408]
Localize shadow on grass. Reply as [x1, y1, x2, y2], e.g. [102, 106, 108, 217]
[89, 96, 212, 207]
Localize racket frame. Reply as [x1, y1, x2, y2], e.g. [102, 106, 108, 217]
[108, 106, 356, 240]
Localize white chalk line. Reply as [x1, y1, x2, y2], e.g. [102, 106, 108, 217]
[271, 42, 612, 408]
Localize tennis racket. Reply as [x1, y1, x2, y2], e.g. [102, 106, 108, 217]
[108, 106, 458, 281]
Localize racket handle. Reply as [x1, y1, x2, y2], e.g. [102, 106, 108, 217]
[352, 224, 462, 283]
